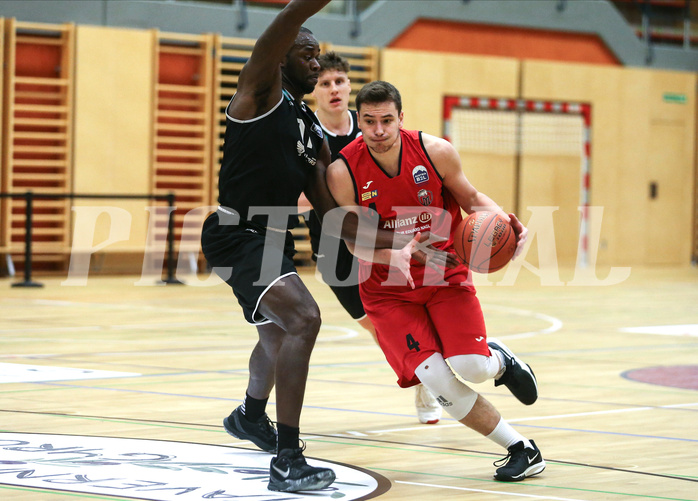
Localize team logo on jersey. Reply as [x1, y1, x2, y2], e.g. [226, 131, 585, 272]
[296, 140, 317, 166]
[412, 165, 429, 184]
[417, 189, 433, 206]
[361, 190, 378, 201]
[311, 123, 324, 138]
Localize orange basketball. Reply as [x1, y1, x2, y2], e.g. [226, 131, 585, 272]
[454, 211, 517, 273]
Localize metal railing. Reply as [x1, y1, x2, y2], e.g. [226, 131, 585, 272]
[0, 192, 181, 288]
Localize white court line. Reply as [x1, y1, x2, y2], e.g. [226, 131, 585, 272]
[3, 301, 561, 342]
[368, 402, 698, 434]
[0, 362, 140, 384]
[0, 326, 103, 334]
[29, 299, 215, 314]
[1, 319, 356, 340]
[396, 481, 588, 501]
[484, 304, 563, 340]
[0, 320, 247, 334]
[619, 324, 698, 337]
[23, 298, 219, 314]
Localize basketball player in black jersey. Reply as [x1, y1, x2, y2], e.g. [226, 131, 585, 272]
[200, 0, 338, 492]
[301, 52, 443, 425]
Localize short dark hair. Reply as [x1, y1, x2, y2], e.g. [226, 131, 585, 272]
[288, 26, 316, 54]
[355, 81, 402, 115]
[318, 51, 350, 74]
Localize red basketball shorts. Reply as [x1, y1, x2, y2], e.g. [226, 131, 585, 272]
[360, 282, 490, 388]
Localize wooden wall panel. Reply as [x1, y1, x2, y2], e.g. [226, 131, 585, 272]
[151, 31, 213, 267]
[1, 19, 75, 271]
[73, 25, 153, 251]
[321, 43, 380, 109]
[1, 18, 5, 250]
[522, 60, 696, 266]
[519, 155, 584, 266]
[381, 49, 520, 135]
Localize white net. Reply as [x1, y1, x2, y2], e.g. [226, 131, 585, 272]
[521, 113, 584, 156]
[449, 108, 584, 157]
[450, 109, 518, 154]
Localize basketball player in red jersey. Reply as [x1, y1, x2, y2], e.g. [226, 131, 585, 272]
[302, 52, 442, 425]
[326, 81, 546, 482]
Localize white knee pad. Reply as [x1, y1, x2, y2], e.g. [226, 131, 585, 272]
[447, 353, 500, 384]
[414, 353, 478, 421]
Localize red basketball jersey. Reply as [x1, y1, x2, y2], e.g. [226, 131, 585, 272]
[339, 129, 467, 288]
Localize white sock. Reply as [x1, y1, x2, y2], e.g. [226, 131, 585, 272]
[486, 418, 532, 450]
[491, 349, 506, 379]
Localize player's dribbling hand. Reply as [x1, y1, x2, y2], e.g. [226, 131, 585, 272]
[507, 213, 528, 259]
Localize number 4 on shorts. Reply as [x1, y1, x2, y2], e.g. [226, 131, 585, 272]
[406, 333, 421, 352]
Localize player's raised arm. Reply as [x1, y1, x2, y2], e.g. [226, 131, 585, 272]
[230, 0, 331, 121]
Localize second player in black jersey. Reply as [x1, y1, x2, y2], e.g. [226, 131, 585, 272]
[200, 1, 339, 492]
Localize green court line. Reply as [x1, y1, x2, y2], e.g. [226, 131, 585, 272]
[306, 436, 563, 463]
[2, 416, 695, 499]
[386, 465, 695, 501]
[2, 412, 221, 434]
[305, 437, 695, 501]
[381, 466, 695, 501]
[387, 467, 697, 501]
[0, 374, 247, 394]
[541, 380, 698, 396]
[0, 484, 131, 500]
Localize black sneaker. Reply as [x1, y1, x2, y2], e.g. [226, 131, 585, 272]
[488, 338, 538, 405]
[268, 446, 336, 492]
[223, 406, 277, 453]
[494, 440, 546, 482]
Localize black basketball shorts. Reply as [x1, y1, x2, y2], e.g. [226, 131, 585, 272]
[308, 212, 366, 320]
[201, 210, 298, 325]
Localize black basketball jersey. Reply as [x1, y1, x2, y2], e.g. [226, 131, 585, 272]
[315, 109, 362, 162]
[217, 89, 325, 229]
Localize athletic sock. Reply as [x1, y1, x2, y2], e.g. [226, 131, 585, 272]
[240, 392, 268, 422]
[492, 350, 506, 380]
[486, 417, 532, 450]
[277, 423, 300, 452]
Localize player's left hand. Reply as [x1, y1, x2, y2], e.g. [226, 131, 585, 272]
[507, 213, 528, 259]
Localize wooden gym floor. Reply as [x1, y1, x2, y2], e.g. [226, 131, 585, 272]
[1, 264, 697, 500]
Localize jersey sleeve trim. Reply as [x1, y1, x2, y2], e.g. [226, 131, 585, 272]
[226, 94, 285, 124]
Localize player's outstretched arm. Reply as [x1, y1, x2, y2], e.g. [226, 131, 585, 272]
[230, 0, 331, 120]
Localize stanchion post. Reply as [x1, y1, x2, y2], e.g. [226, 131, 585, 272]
[12, 191, 43, 288]
[163, 192, 183, 285]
